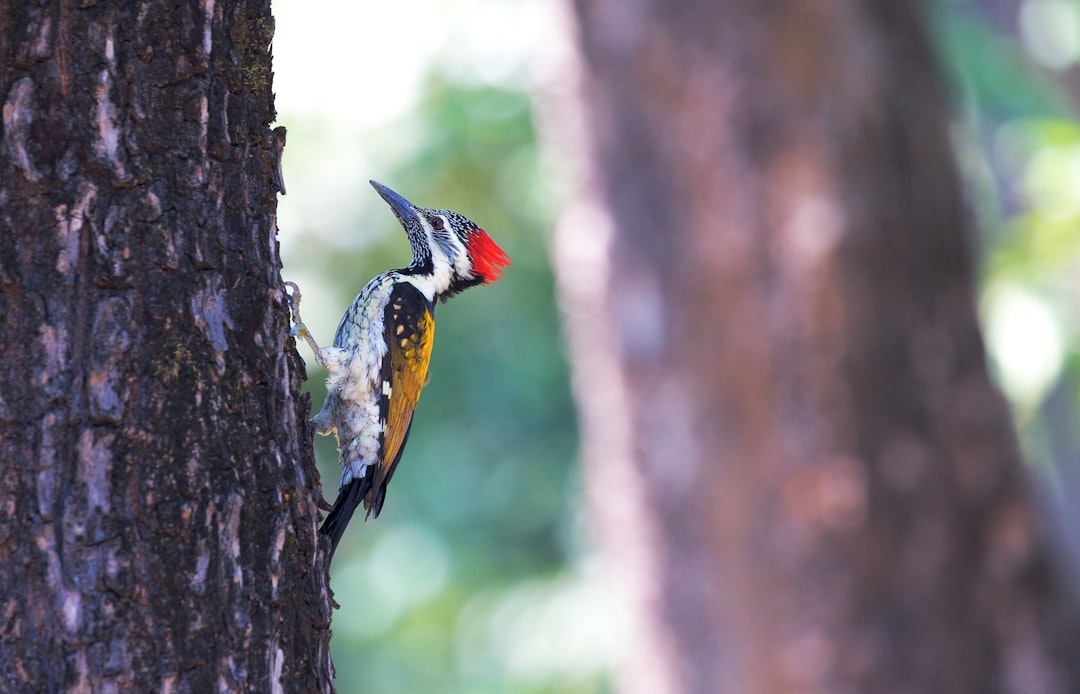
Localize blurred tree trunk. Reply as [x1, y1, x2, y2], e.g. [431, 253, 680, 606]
[558, 1, 1080, 692]
[0, 1, 332, 690]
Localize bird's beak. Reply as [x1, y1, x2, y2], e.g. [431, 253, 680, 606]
[370, 180, 418, 225]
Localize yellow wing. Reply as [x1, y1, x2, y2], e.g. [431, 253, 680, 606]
[366, 282, 434, 517]
[382, 295, 433, 469]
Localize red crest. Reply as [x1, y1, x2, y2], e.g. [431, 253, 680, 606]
[467, 229, 511, 284]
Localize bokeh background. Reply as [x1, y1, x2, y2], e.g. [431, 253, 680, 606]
[272, 0, 1080, 691]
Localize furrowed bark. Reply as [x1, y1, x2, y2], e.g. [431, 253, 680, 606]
[0, 1, 333, 690]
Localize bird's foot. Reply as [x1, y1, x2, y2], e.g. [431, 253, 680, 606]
[284, 281, 305, 327]
[284, 281, 323, 354]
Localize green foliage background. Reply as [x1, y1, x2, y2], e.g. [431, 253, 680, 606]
[275, 1, 1080, 691]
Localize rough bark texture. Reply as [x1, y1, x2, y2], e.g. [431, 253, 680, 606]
[0, 1, 333, 691]
[558, 1, 1080, 692]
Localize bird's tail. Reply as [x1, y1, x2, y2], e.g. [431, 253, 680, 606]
[319, 474, 373, 559]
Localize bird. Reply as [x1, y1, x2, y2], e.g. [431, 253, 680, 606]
[285, 180, 511, 557]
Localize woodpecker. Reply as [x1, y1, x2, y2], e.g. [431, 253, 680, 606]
[286, 180, 511, 557]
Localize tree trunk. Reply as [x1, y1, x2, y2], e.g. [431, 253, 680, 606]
[557, 1, 1080, 692]
[0, 1, 332, 690]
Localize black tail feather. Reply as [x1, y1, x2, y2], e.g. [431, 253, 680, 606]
[319, 474, 372, 559]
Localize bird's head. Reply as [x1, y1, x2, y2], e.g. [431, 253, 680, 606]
[371, 180, 511, 301]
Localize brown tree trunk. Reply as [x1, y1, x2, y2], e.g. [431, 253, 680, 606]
[0, 1, 332, 690]
[557, 1, 1080, 692]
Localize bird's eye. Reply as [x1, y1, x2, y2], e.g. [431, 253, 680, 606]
[431, 216, 445, 231]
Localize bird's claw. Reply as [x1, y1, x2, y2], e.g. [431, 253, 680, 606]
[284, 281, 304, 320]
[284, 281, 324, 357]
[284, 281, 313, 343]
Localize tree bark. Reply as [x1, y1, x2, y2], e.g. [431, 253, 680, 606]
[558, 1, 1080, 692]
[0, 1, 332, 690]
